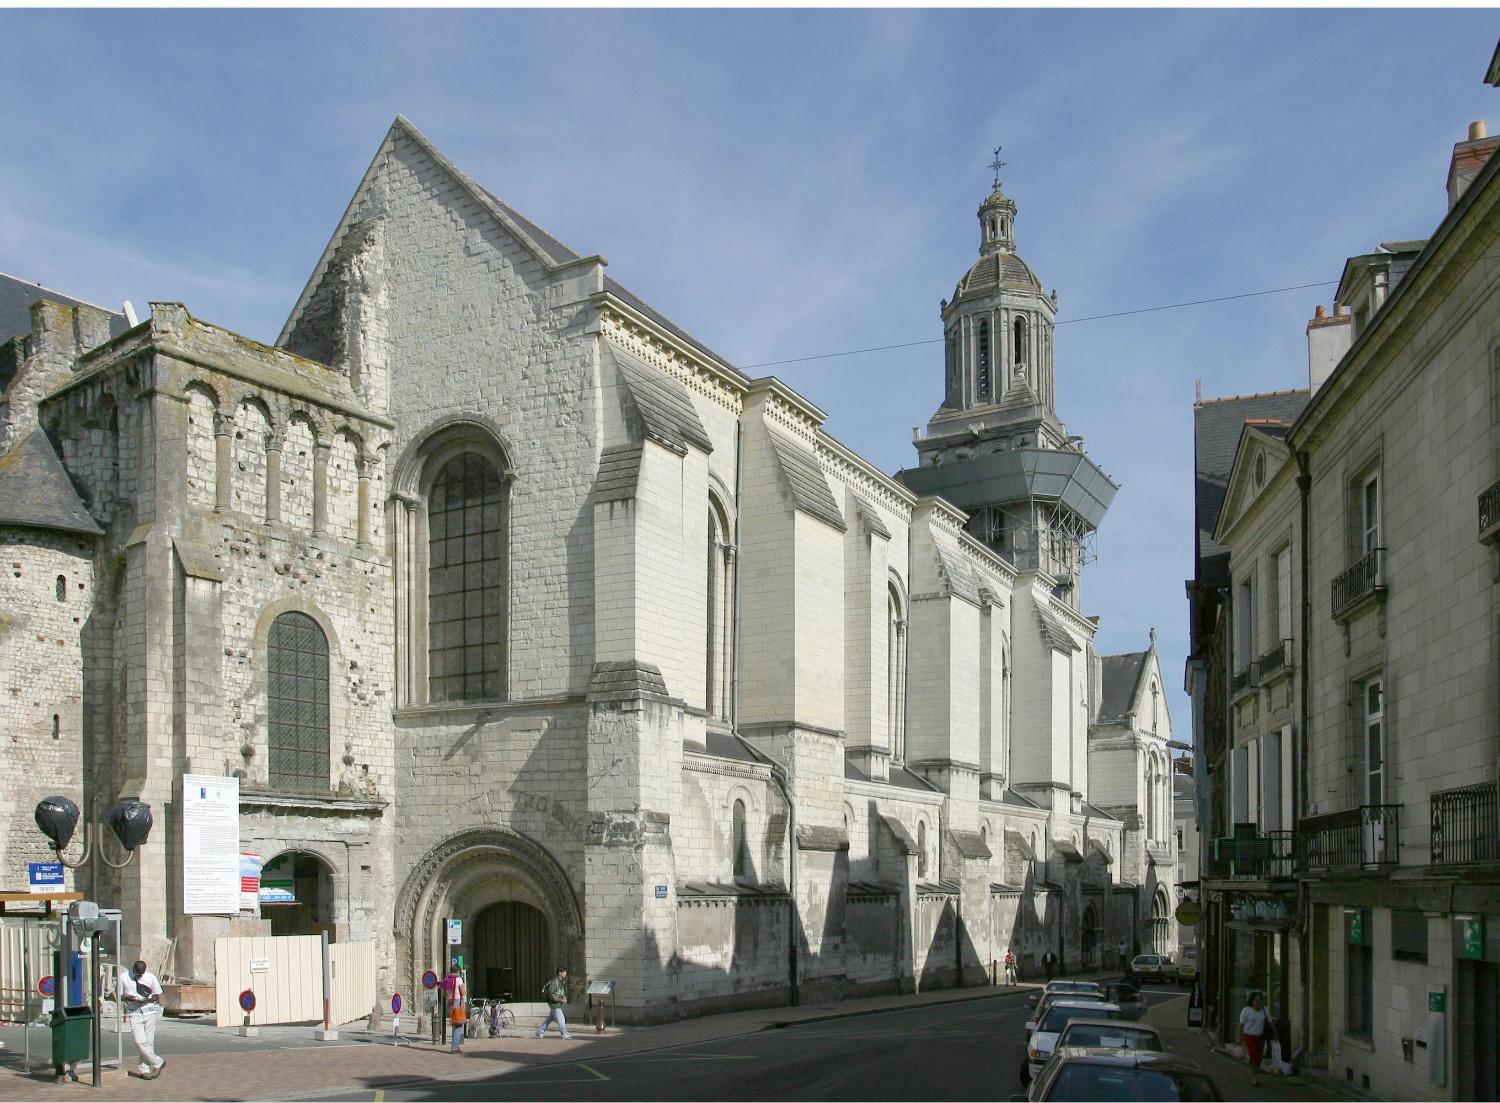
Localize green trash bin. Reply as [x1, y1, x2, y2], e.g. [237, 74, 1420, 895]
[49, 1005, 92, 1065]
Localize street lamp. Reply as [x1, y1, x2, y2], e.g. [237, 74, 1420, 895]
[34, 795, 153, 1088]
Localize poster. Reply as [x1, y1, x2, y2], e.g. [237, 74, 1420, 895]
[183, 774, 240, 914]
[239, 853, 263, 912]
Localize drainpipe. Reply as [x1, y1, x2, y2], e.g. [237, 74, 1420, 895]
[769, 763, 800, 1006]
[1295, 450, 1313, 1067]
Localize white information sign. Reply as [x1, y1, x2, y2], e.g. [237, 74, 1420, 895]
[447, 918, 463, 945]
[183, 774, 240, 914]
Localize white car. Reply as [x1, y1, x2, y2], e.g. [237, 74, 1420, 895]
[1025, 989, 1107, 1035]
[1022, 1000, 1125, 1084]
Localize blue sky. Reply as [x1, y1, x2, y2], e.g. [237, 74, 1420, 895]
[3, 9, 1496, 736]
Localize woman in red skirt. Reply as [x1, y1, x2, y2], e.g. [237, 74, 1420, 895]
[1239, 991, 1269, 1085]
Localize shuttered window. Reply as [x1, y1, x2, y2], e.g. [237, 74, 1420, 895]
[1392, 909, 1428, 962]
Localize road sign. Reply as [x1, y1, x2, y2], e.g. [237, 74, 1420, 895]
[1175, 899, 1202, 926]
[422, 969, 438, 990]
[446, 918, 462, 945]
[391, 993, 403, 1014]
[28, 861, 64, 891]
[238, 989, 256, 1013]
[654, 884, 668, 899]
[38, 975, 55, 997]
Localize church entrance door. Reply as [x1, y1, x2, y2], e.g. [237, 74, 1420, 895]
[472, 901, 550, 1001]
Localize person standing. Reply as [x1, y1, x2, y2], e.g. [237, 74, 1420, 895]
[1003, 949, 1018, 985]
[444, 962, 467, 1053]
[1239, 991, 1269, 1085]
[118, 960, 165, 1079]
[1042, 949, 1058, 981]
[535, 966, 572, 1040]
[1118, 939, 1129, 970]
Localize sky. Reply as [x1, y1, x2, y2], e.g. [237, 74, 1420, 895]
[2, 8, 1496, 739]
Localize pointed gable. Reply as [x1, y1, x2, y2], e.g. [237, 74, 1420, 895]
[1213, 421, 1294, 546]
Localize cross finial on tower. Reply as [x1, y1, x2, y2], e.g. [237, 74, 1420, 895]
[989, 146, 1006, 187]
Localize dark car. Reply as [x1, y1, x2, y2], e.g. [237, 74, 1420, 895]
[1102, 981, 1146, 1020]
[1015, 1048, 1224, 1102]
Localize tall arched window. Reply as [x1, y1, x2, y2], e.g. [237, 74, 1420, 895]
[706, 497, 735, 721]
[1146, 760, 1157, 843]
[945, 328, 959, 404]
[917, 821, 928, 879]
[268, 611, 330, 791]
[428, 452, 505, 702]
[1013, 316, 1029, 371]
[976, 319, 992, 401]
[732, 799, 748, 879]
[888, 580, 907, 762]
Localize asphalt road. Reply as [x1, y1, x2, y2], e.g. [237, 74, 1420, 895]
[347, 988, 1184, 1102]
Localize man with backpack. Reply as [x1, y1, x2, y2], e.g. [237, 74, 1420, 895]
[535, 966, 572, 1040]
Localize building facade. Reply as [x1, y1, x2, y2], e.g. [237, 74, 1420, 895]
[2, 119, 1171, 1022]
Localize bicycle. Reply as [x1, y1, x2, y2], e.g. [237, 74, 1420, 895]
[487, 992, 515, 1037]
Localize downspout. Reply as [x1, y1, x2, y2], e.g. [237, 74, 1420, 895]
[729, 425, 799, 1007]
[1295, 450, 1313, 1068]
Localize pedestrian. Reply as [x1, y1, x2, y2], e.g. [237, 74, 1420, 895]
[1118, 939, 1129, 969]
[1003, 949, 1018, 985]
[1240, 990, 1269, 1085]
[535, 966, 572, 1040]
[118, 959, 165, 1079]
[1042, 949, 1058, 980]
[444, 962, 467, 1053]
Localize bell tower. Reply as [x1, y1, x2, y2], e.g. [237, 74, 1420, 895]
[900, 152, 1116, 607]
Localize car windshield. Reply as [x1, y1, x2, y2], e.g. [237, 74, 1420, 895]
[1038, 994, 1103, 1018]
[1042, 1005, 1121, 1032]
[1060, 1024, 1162, 1050]
[1052, 982, 1100, 992]
[1048, 1065, 1219, 1102]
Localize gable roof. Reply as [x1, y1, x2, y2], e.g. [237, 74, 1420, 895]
[1096, 649, 1149, 725]
[1193, 389, 1309, 584]
[0, 431, 103, 537]
[1213, 420, 1294, 546]
[1, 273, 128, 347]
[278, 116, 743, 381]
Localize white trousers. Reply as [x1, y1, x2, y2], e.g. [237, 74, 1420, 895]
[127, 1006, 164, 1072]
[536, 1005, 569, 1037]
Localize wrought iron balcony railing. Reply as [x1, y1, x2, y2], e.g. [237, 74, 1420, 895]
[1231, 665, 1254, 696]
[1211, 830, 1294, 880]
[1331, 548, 1386, 622]
[1300, 804, 1401, 869]
[1431, 782, 1500, 865]
[1480, 479, 1500, 544]
[1255, 639, 1293, 683]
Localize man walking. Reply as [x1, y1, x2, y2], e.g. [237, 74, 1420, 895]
[118, 960, 165, 1079]
[535, 966, 572, 1040]
[1042, 949, 1058, 980]
[1003, 949, 1018, 985]
[1118, 939, 1129, 970]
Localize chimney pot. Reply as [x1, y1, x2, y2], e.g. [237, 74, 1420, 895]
[1471, 120, 1489, 141]
[1314, 304, 1327, 320]
[1335, 303, 1349, 316]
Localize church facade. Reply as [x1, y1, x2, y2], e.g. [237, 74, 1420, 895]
[0, 117, 1172, 1020]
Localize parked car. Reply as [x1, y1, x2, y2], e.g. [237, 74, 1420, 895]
[1176, 945, 1198, 986]
[1013, 1047, 1224, 1101]
[1022, 1001, 1125, 1085]
[1055, 1018, 1164, 1053]
[1027, 989, 1108, 1035]
[1130, 953, 1178, 982]
[1100, 981, 1146, 1020]
[1025, 980, 1104, 1013]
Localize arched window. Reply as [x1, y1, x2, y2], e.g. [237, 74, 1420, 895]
[1152, 890, 1171, 953]
[945, 329, 959, 404]
[732, 799, 748, 879]
[268, 611, 330, 791]
[888, 580, 907, 762]
[1013, 316, 1029, 370]
[428, 452, 505, 703]
[1146, 760, 1157, 844]
[55, 575, 66, 602]
[706, 497, 735, 721]
[917, 821, 928, 879]
[977, 319, 992, 401]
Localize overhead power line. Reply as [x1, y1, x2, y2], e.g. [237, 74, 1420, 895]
[737, 278, 1340, 370]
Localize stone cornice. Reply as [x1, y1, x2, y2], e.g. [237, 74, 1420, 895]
[746, 377, 826, 444]
[683, 750, 773, 783]
[842, 777, 945, 807]
[815, 433, 917, 520]
[596, 300, 746, 416]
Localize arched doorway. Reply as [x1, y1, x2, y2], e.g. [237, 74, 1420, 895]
[1081, 905, 1100, 969]
[261, 852, 335, 939]
[472, 901, 550, 1001]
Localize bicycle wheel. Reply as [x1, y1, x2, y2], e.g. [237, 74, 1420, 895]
[497, 1009, 515, 1030]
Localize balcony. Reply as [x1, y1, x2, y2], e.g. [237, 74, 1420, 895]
[1331, 548, 1386, 622]
[1255, 639, 1293, 684]
[1300, 804, 1401, 869]
[1431, 782, 1500, 865]
[1211, 829, 1294, 880]
[1480, 479, 1500, 544]
[1231, 666, 1255, 697]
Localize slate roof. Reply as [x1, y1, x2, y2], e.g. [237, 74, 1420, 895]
[0, 273, 128, 347]
[998, 788, 1040, 808]
[702, 730, 764, 764]
[1194, 390, 1310, 583]
[767, 431, 846, 532]
[0, 432, 103, 536]
[1096, 649, 1149, 725]
[595, 443, 643, 503]
[1081, 801, 1119, 822]
[957, 251, 1042, 297]
[606, 343, 713, 455]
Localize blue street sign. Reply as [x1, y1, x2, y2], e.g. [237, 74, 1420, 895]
[28, 862, 64, 890]
[654, 884, 668, 899]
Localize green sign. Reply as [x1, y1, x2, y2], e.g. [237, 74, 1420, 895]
[1457, 915, 1485, 961]
[1345, 909, 1367, 946]
[1429, 990, 1446, 1013]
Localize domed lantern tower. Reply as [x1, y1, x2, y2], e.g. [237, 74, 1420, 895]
[899, 152, 1116, 606]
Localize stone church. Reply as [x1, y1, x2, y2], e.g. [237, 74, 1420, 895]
[0, 117, 1175, 1020]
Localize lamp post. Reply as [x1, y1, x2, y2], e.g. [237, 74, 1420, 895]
[34, 795, 153, 1088]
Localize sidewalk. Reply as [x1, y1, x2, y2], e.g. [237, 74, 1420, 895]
[0, 980, 1036, 1101]
[1142, 993, 1355, 1103]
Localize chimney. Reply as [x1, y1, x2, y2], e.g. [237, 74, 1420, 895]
[1448, 120, 1500, 209]
[1307, 303, 1353, 393]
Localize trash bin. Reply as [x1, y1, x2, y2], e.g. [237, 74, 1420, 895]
[49, 1005, 92, 1065]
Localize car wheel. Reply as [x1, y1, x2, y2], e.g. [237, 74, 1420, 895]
[1019, 1060, 1032, 1087]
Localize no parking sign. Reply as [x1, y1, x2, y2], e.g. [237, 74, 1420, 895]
[391, 993, 403, 1014]
[238, 989, 256, 1014]
[422, 969, 438, 990]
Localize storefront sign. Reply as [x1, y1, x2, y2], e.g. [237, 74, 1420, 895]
[183, 774, 240, 915]
[1455, 915, 1484, 960]
[1429, 990, 1446, 1013]
[1174, 899, 1202, 926]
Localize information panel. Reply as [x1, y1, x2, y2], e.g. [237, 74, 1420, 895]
[184, 774, 241, 914]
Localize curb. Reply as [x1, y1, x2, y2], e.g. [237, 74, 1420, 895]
[762, 986, 1028, 1030]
